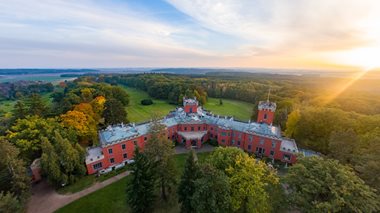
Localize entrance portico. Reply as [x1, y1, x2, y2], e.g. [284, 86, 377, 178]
[177, 131, 207, 149]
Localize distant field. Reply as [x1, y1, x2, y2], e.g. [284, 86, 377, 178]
[56, 152, 212, 213]
[122, 87, 253, 123]
[203, 98, 253, 121]
[122, 87, 174, 123]
[0, 74, 75, 83]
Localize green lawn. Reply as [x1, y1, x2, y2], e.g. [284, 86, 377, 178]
[122, 87, 253, 123]
[122, 87, 174, 123]
[0, 92, 53, 113]
[56, 152, 212, 213]
[203, 97, 253, 121]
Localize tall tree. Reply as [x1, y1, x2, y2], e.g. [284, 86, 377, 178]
[40, 137, 62, 186]
[0, 139, 30, 201]
[54, 131, 86, 184]
[12, 101, 27, 120]
[103, 98, 127, 126]
[208, 147, 279, 212]
[60, 109, 97, 144]
[191, 164, 231, 213]
[177, 150, 200, 213]
[144, 118, 177, 201]
[127, 147, 156, 213]
[285, 156, 380, 213]
[24, 93, 48, 117]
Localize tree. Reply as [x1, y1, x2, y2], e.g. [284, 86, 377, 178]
[103, 98, 128, 126]
[191, 164, 231, 213]
[40, 137, 62, 186]
[80, 88, 94, 103]
[144, 118, 177, 201]
[0, 192, 22, 213]
[328, 129, 358, 164]
[353, 128, 380, 192]
[0, 140, 30, 201]
[284, 109, 300, 138]
[110, 86, 129, 106]
[208, 147, 279, 212]
[127, 147, 156, 213]
[12, 101, 27, 120]
[24, 93, 48, 117]
[285, 156, 380, 213]
[6, 116, 76, 161]
[54, 131, 86, 184]
[40, 132, 86, 186]
[60, 109, 97, 144]
[178, 150, 200, 213]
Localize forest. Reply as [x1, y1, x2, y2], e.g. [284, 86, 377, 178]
[1, 72, 380, 212]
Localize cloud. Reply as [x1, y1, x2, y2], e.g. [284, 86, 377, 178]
[1, 0, 380, 69]
[167, 0, 380, 55]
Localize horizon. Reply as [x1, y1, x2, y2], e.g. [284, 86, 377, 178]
[1, 1, 380, 71]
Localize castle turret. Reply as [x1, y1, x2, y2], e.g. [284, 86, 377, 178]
[257, 101, 276, 125]
[183, 97, 198, 114]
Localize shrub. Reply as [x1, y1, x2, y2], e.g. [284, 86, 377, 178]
[140, 99, 153, 105]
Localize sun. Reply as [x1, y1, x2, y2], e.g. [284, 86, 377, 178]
[328, 46, 380, 71]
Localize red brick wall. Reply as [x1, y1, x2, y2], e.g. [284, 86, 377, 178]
[184, 104, 197, 113]
[257, 109, 275, 125]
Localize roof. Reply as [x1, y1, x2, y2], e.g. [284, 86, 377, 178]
[85, 147, 104, 164]
[258, 101, 277, 111]
[280, 139, 298, 153]
[178, 131, 207, 140]
[98, 104, 290, 149]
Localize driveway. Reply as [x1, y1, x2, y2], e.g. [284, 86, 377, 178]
[27, 145, 215, 213]
[26, 171, 129, 213]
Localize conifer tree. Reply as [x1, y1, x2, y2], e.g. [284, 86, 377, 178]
[25, 94, 48, 117]
[127, 147, 156, 213]
[178, 150, 200, 213]
[145, 117, 178, 201]
[12, 101, 27, 120]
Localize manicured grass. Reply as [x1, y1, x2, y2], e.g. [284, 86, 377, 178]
[122, 86, 253, 123]
[57, 166, 130, 194]
[203, 97, 253, 121]
[56, 176, 131, 213]
[56, 152, 212, 213]
[122, 87, 174, 123]
[57, 175, 96, 194]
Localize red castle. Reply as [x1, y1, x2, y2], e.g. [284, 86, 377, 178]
[85, 97, 298, 174]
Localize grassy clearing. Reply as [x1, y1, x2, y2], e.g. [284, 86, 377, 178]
[56, 152, 212, 213]
[203, 97, 253, 121]
[0, 92, 53, 113]
[122, 86, 254, 123]
[122, 87, 174, 123]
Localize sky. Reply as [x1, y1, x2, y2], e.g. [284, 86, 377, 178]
[1, 0, 380, 70]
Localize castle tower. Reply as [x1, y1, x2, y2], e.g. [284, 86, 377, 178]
[183, 97, 198, 114]
[257, 89, 276, 125]
[257, 101, 276, 125]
